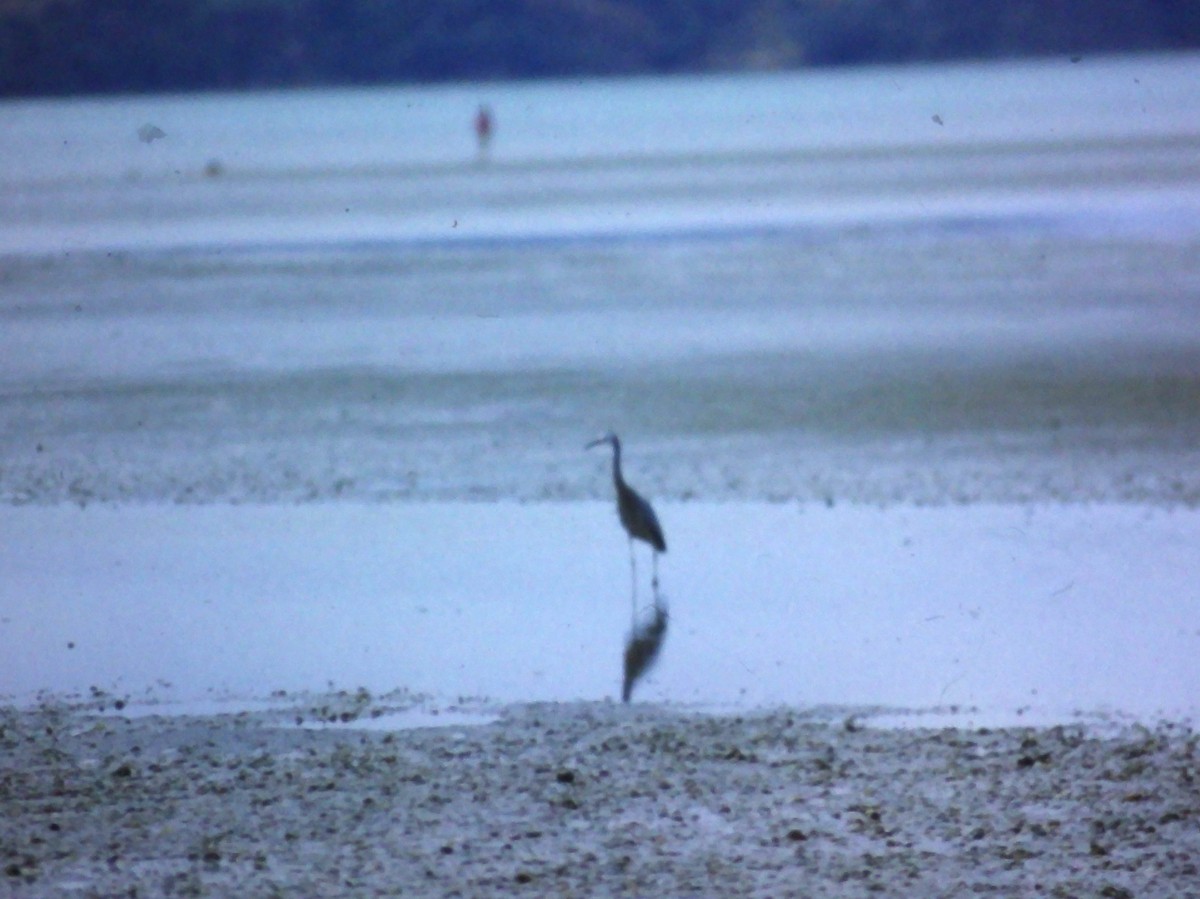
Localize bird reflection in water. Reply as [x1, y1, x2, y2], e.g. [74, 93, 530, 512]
[623, 593, 668, 703]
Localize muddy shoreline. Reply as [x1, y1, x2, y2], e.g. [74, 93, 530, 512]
[3, 698, 1197, 897]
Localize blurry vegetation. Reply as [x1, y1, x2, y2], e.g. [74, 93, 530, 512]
[2, 0, 1198, 96]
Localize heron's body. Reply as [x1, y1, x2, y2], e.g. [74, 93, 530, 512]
[589, 433, 666, 553]
[612, 457, 666, 555]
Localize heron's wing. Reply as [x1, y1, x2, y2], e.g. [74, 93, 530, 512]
[619, 484, 666, 551]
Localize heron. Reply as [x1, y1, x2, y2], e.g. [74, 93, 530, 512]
[586, 432, 666, 624]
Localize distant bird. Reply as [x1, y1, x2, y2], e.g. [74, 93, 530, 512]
[586, 432, 666, 623]
[136, 123, 166, 144]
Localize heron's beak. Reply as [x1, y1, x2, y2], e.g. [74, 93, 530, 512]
[584, 437, 605, 451]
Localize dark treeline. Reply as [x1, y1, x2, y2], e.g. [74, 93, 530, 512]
[3, 0, 1199, 97]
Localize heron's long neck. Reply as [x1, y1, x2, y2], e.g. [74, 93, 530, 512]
[610, 440, 624, 489]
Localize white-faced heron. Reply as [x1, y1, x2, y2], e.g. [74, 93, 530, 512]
[586, 432, 666, 623]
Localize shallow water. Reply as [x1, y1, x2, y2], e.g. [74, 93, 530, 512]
[2, 503, 1196, 725]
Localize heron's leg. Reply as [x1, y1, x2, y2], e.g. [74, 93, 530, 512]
[652, 551, 660, 600]
[628, 536, 638, 624]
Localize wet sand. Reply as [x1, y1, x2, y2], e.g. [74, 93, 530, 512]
[3, 697, 1197, 897]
